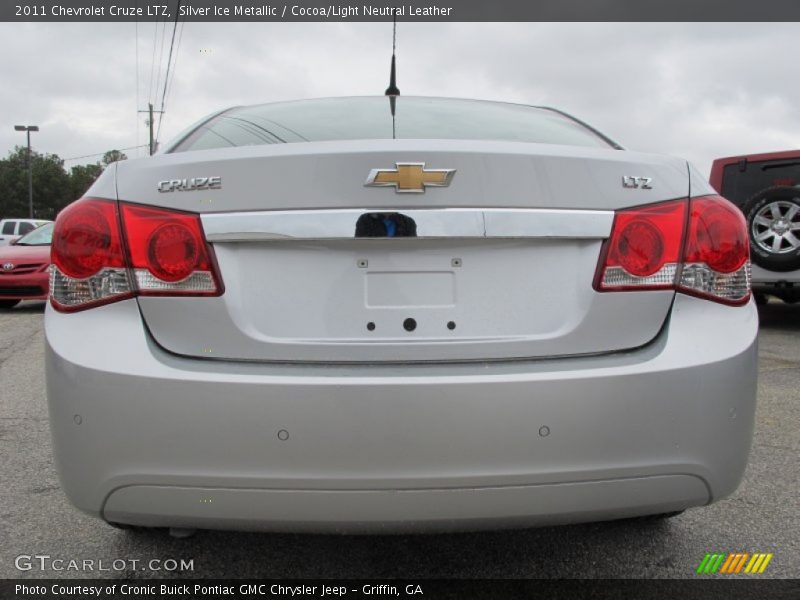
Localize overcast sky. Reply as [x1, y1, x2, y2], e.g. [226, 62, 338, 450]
[1, 22, 798, 176]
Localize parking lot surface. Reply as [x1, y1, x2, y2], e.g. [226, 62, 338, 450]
[1, 300, 797, 579]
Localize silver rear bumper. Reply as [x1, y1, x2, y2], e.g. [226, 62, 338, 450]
[45, 294, 758, 532]
[103, 476, 707, 533]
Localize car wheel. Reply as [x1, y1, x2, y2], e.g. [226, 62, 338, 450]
[0, 300, 20, 309]
[744, 186, 800, 272]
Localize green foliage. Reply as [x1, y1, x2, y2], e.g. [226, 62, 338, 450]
[69, 163, 104, 202]
[0, 146, 126, 220]
[102, 149, 128, 166]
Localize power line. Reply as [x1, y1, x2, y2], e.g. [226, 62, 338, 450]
[156, 22, 183, 142]
[159, 1, 182, 113]
[140, 3, 169, 156]
[156, 1, 183, 142]
[62, 145, 149, 163]
[162, 20, 185, 121]
[135, 1, 140, 157]
[146, 17, 159, 105]
[152, 17, 168, 106]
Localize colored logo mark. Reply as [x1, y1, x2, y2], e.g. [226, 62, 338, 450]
[696, 553, 773, 574]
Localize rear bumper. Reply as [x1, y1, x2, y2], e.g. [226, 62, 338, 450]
[0, 271, 48, 300]
[45, 295, 758, 533]
[103, 476, 707, 533]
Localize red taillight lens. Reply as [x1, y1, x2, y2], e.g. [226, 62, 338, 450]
[52, 199, 126, 279]
[596, 200, 686, 290]
[596, 195, 750, 305]
[51, 198, 133, 311]
[683, 197, 748, 273]
[148, 223, 201, 282]
[51, 198, 222, 312]
[614, 221, 664, 276]
[119, 203, 220, 295]
[678, 195, 750, 305]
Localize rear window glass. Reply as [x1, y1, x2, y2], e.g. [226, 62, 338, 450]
[173, 97, 615, 152]
[722, 158, 800, 206]
[2, 222, 15, 235]
[15, 222, 53, 246]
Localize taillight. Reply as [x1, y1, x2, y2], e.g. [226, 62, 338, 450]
[596, 200, 686, 290]
[595, 195, 750, 305]
[120, 203, 220, 295]
[51, 199, 133, 311]
[678, 196, 750, 304]
[51, 198, 222, 312]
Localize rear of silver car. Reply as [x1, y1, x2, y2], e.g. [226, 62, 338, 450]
[45, 99, 757, 532]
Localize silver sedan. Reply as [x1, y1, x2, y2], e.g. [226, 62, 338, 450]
[45, 97, 757, 534]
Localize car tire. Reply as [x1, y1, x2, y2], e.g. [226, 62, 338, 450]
[754, 293, 768, 306]
[0, 300, 20, 309]
[743, 186, 800, 272]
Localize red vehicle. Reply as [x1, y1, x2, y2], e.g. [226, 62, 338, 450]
[0, 222, 53, 309]
[710, 150, 800, 303]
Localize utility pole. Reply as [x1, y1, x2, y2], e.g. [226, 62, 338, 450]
[138, 103, 164, 156]
[14, 125, 39, 218]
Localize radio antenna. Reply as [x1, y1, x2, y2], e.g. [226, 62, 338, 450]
[385, 10, 400, 138]
[384, 10, 400, 97]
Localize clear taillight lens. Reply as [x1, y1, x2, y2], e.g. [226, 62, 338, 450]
[595, 195, 750, 306]
[51, 198, 222, 312]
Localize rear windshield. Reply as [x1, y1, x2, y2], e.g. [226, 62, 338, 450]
[172, 97, 616, 152]
[15, 222, 53, 246]
[721, 158, 800, 205]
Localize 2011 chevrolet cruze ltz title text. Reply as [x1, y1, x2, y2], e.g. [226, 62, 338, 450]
[45, 97, 757, 533]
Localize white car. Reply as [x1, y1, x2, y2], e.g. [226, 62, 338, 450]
[0, 218, 51, 246]
[45, 97, 757, 534]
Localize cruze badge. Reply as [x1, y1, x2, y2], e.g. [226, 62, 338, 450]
[622, 175, 653, 189]
[157, 176, 221, 193]
[365, 163, 456, 193]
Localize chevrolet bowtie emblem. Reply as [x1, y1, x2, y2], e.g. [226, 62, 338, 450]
[365, 162, 456, 193]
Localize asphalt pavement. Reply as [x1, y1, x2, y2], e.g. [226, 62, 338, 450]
[0, 300, 797, 579]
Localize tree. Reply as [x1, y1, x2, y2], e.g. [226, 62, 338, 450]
[0, 147, 130, 220]
[0, 146, 71, 220]
[102, 150, 128, 166]
[69, 163, 104, 201]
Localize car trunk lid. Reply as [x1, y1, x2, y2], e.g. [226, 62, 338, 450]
[116, 140, 687, 363]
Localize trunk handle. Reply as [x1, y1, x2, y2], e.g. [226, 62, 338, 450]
[201, 208, 614, 242]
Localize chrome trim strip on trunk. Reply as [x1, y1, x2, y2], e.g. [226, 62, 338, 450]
[201, 208, 614, 242]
